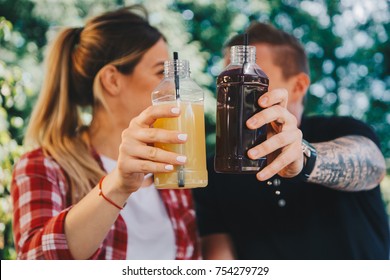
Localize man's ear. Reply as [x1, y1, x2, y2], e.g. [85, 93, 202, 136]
[99, 65, 121, 96]
[223, 48, 231, 66]
[290, 72, 310, 102]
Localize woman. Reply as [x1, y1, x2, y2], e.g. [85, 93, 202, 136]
[11, 5, 200, 260]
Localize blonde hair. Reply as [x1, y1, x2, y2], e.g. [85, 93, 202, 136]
[25, 6, 162, 203]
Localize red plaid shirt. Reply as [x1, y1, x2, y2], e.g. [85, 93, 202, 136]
[11, 148, 201, 260]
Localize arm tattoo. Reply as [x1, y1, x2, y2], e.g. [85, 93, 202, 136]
[309, 135, 386, 191]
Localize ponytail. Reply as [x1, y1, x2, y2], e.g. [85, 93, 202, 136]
[26, 27, 104, 203]
[25, 6, 162, 204]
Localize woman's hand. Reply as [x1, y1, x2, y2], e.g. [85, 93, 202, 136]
[246, 89, 303, 181]
[108, 104, 187, 194]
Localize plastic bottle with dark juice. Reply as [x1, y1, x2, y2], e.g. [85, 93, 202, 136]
[215, 45, 269, 173]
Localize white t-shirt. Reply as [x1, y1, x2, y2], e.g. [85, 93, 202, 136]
[100, 155, 176, 260]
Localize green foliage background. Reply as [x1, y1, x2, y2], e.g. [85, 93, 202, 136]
[1, 0, 389, 259]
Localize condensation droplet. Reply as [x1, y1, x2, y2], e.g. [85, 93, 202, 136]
[273, 178, 281, 186]
[278, 199, 286, 207]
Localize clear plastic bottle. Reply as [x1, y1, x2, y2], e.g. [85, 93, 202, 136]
[215, 45, 269, 173]
[152, 58, 208, 189]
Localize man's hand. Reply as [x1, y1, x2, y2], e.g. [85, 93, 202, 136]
[246, 88, 304, 181]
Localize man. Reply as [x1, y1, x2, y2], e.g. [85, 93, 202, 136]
[193, 22, 389, 259]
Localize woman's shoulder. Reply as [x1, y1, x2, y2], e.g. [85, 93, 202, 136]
[18, 147, 46, 161]
[13, 147, 65, 183]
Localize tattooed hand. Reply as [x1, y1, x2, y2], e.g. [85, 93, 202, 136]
[309, 135, 386, 191]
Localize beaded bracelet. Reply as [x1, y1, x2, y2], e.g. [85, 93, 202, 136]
[98, 175, 124, 210]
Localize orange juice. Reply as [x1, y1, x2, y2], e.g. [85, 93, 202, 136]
[154, 101, 208, 189]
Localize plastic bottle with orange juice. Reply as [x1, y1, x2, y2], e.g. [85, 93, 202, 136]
[151, 53, 208, 189]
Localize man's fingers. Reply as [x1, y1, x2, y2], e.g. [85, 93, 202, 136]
[247, 129, 302, 159]
[256, 142, 302, 181]
[258, 88, 288, 108]
[246, 105, 298, 130]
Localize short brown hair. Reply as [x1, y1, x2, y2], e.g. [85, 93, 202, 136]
[226, 22, 309, 79]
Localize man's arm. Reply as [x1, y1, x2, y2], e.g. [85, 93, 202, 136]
[309, 135, 386, 191]
[201, 233, 236, 260]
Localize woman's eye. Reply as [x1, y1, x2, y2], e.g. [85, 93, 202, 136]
[156, 70, 164, 77]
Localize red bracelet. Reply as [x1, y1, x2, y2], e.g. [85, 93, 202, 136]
[98, 176, 124, 210]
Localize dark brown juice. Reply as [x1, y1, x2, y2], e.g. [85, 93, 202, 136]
[215, 66, 269, 173]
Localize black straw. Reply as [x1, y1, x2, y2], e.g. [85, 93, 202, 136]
[173, 51, 180, 99]
[173, 51, 184, 188]
[244, 33, 248, 64]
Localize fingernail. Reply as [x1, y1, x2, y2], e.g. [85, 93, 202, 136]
[259, 96, 268, 106]
[178, 134, 188, 141]
[257, 172, 266, 181]
[247, 118, 257, 127]
[165, 165, 174, 170]
[171, 107, 180, 114]
[248, 149, 259, 158]
[176, 155, 187, 163]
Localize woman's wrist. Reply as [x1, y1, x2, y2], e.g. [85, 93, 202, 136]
[98, 172, 132, 209]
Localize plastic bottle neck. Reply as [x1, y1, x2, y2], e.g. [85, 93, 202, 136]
[230, 45, 256, 65]
[164, 59, 190, 78]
